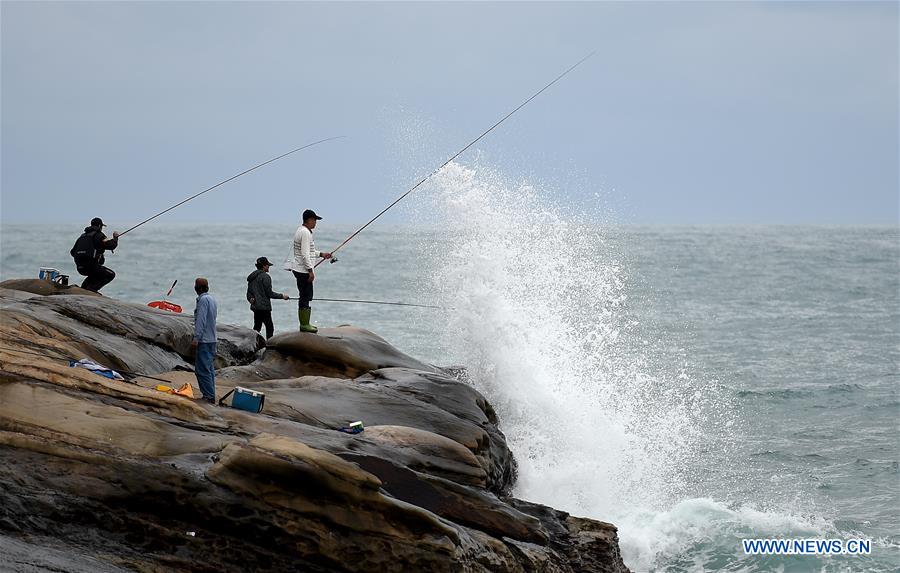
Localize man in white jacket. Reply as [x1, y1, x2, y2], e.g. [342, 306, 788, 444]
[284, 209, 332, 332]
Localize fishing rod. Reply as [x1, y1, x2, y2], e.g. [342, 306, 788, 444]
[120, 136, 345, 237]
[315, 52, 595, 268]
[286, 296, 443, 309]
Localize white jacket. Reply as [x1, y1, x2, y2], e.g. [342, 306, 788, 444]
[284, 225, 320, 273]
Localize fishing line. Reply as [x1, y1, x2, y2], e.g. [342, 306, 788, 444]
[120, 136, 345, 237]
[315, 52, 595, 268]
[285, 296, 444, 309]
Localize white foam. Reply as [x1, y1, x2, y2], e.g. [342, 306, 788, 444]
[416, 160, 837, 571]
[612, 498, 832, 571]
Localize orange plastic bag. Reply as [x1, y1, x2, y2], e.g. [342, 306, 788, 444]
[173, 383, 194, 398]
[155, 383, 194, 398]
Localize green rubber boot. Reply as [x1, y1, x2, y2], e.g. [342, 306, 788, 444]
[299, 307, 318, 333]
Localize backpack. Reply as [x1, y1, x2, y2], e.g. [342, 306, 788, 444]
[70, 231, 98, 266]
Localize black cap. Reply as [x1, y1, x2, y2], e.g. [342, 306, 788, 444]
[90, 217, 105, 228]
[302, 209, 322, 221]
[256, 256, 273, 268]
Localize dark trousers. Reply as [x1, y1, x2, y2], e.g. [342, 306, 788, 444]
[293, 271, 314, 309]
[77, 264, 116, 293]
[253, 309, 274, 339]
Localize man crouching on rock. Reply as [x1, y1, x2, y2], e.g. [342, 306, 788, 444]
[191, 277, 217, 404]
[70, 217, 120, 293]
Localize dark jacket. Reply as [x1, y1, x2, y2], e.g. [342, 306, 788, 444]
[71, 225, 118, 268]
[246, 270, 284, 312]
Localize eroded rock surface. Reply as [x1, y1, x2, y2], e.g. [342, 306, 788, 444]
[0, 279, 629, 572]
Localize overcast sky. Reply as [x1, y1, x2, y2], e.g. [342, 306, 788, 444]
[2, 1, 897, 226]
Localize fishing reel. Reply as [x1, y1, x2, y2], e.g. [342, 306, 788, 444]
[329, 257, 338, 264]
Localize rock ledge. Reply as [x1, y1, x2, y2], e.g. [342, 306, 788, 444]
[0, 279, 629, 572]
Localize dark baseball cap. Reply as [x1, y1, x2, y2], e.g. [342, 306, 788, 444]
[90, 217, 106, 227]
[256, 256, 274, 268]
[302, 209, 322, 221]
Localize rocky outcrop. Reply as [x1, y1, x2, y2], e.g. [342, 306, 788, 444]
[0, 279, 629, 573]
[0, 281, 262, 373]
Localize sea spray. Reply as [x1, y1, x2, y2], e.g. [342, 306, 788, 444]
[409, 161, 900, 571]
[414, 161, 731, 567]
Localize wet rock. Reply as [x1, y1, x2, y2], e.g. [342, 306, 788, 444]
[0, 534, 130, 573]
[0, 279, 629, 572]
[0, 278, 99, 297]
[340, 452, 546, 544]
[216, 371, 513, 494]
[219, 327, 437, 381]
[363, 425, 487, 487]
[0, 282, 264, 372]
[359, 367, 515, 492]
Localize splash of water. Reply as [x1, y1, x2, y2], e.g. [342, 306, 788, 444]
[413, 161, 720, 561]
[409, 160, 881, 571]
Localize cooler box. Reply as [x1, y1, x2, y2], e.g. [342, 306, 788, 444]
[39, 267, 60, 281]
[221, 387, 265, 413]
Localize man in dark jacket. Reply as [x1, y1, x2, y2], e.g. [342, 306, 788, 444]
[70, 217, 120, 293]
[246, 257, 289, 339]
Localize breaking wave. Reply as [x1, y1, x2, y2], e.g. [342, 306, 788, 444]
[412, 161, 861, 571]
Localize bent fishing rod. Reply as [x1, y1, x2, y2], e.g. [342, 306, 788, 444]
[315, 52, 595, 268]
[120, 136, 345, 237]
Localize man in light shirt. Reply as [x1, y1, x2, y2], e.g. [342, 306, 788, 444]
[284, 209, 332, 333]
[191, 277, 218, 403]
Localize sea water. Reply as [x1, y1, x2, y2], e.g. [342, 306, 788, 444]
[1, 167, 897, 571]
